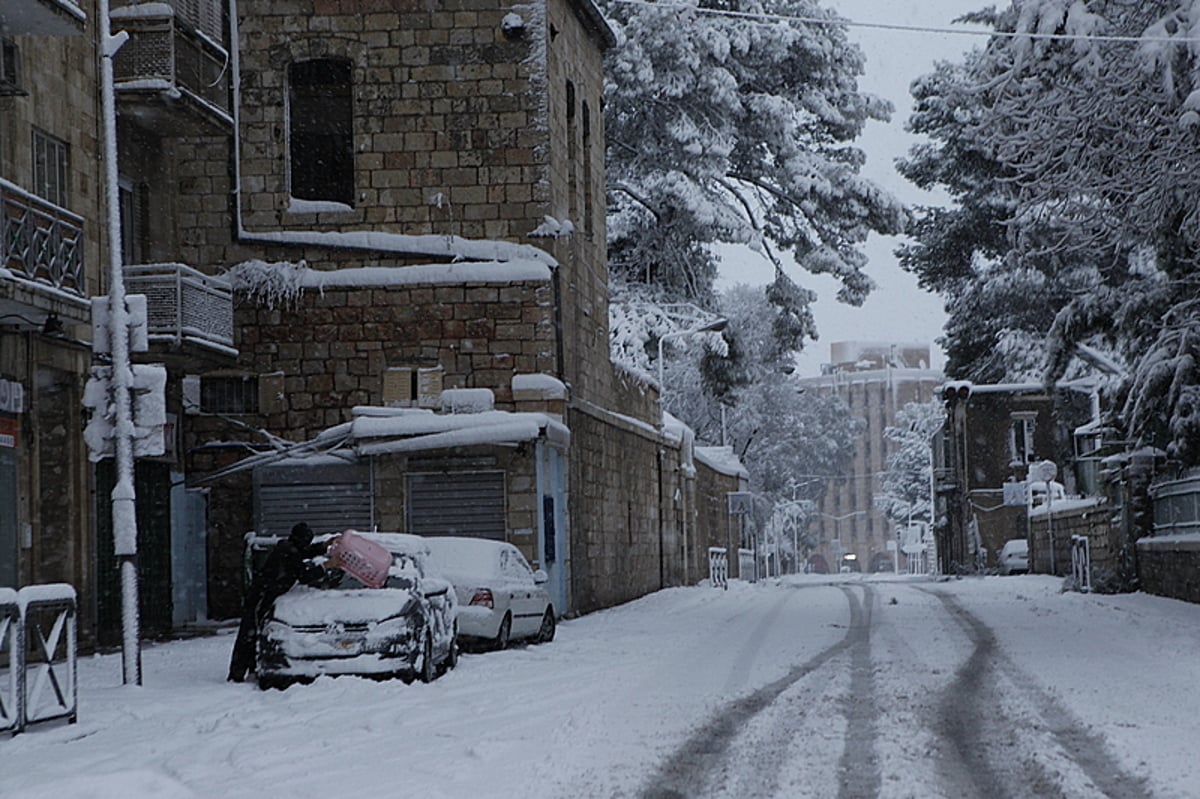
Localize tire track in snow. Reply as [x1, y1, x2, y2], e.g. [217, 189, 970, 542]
[923, 589, 1153, 799]
[641, 584, 870, 799]
[836, 585, 882, 799]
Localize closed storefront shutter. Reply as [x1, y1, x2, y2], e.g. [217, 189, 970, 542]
[255, 461, 373, 537]
[407, 471, 505, 540]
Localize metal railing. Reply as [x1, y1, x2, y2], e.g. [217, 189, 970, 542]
[0, 178, 86, 297]
[708, 547, 728, 589]
[738, 548, 755, 582]
[126, 263, 235, 352]
[111, 9, 230, 116]
[0, 584, 78, 735]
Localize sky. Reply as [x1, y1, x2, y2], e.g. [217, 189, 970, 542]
[715, 0, 990, 377]
[5, 573, 1200, 798]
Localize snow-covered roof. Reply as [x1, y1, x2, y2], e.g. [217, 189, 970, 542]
[695, 446, 750, 480]
[198, 406, 570, 483]
[235, 228, 556, 266]
[351, 407, 569, 455]
[297, 261, 552, 287]
[228, 259, 553, 309]
[1028, 495, 1104, 517]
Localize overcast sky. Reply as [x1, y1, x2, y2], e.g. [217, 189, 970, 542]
[715, 0, 989, 376]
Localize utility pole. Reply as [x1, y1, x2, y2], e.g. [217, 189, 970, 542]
[98, 0, 141, 685]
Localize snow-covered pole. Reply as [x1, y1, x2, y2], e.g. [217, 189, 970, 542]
[98, 0, 141, 686]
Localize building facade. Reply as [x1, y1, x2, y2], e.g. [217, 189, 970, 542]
[1, 0, 104, 642]
[798, 342, 942, 574]
[3, 0, 741, 647]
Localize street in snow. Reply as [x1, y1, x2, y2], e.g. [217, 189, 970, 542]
[4, 573, 1200, 799]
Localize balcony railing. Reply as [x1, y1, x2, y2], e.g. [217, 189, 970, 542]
[111, 5, 231, 123]
[0, 178, 86, 297]
[126, 263, 235, 355]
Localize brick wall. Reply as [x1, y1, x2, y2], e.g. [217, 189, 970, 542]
[568, 405, 676, 613]
[236, 0, 547, 240]
[1030, 500, 1120, 586]
[1137, 538, 1200, 603]
[694, 463, 744, 579]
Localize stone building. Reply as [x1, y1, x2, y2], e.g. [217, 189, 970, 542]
[1, 0, 104, 643]
[934, 380, 1097, 574]
[1, 0, 743, 646]
[797, 342, 942, 574]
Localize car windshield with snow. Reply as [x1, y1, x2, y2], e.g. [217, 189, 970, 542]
[254, 531, 457, 688]
[423, 536, 555, 650]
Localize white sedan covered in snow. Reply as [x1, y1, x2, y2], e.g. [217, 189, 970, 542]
[424, 536, 555, 649]
[255, 532, 458, 688]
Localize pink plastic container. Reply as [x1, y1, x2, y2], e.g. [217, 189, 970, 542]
[327, 530, 392, 588]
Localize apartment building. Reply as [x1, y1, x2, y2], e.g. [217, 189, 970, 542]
[798, 341, 942, 573]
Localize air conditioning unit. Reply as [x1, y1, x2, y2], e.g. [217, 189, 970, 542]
[0, 37, 22, 95]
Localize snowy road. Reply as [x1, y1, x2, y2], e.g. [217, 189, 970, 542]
[5, 574, 1200, 799]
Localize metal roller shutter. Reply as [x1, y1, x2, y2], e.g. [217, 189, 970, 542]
[255, 461, 373, 537]
[406, 471, 506, 540]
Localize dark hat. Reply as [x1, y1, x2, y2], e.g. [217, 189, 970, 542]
[289, 522, 314, 544]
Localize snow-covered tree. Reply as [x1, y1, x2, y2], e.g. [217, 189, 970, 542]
[901, 1, 1200, 463]
[601, 0, 906, 357]
[876, 400, 943, 529]
[652, 285, 860, 514]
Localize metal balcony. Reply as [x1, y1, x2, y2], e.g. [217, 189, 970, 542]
[111, 3, 231, 135]
[0, 0, 85, 36]
[1, 178, 86, 297]
[125, 263, 236, 357]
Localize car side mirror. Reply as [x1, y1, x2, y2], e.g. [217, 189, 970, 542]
[533, 569, 548, 584]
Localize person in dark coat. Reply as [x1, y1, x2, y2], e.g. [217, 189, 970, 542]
[227, 522, 329, 682]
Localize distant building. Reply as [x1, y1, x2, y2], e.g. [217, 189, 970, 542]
[798, 342, 942, 573]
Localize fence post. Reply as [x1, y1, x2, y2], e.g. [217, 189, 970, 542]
[1, 588, 21, 734]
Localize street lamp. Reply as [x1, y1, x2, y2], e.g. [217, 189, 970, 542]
[656, 317, 729, 421]
[819, 510, 867, 572]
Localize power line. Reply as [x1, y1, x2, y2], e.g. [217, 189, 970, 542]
[609, 0, 1200, 45]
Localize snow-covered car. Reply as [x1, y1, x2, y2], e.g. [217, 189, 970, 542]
[255, 532, 457, 688]
[423, 536, 555, 649]
[998, 539, 1029, 575]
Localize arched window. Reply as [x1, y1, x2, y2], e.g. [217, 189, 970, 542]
[288, 59, 354, 205]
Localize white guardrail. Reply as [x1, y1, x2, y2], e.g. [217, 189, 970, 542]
[738, 548, 756, 582]
[708, 547, 728, 589]
[1, 584, 78, 736]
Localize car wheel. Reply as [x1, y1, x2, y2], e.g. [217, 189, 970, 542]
[419, 630, 437, 684]
[536, 607, 556, 644]
[494, 612, 512, 651]
[257, 673, 290, 691]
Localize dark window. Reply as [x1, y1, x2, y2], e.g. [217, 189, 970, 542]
[119, 180, 150, 264]
[566, 80, 577, 221]
[288, 59, 354, 205]
[0, 37, 22, 96]
[200, 375, 259, 414]
[32, 129, 69, 207]
[582, 99, 593, 234]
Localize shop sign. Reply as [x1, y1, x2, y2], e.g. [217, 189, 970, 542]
[0, 378, 23, 414]
[0, 415, 17, 448]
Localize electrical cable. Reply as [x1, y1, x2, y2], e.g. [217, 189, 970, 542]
[609, 0, 1200, 45]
